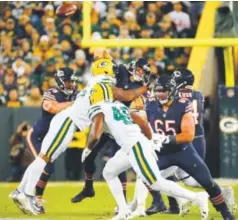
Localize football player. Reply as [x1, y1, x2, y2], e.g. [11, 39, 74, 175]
[82, 97, 209, 220]
[9, 67, 78, 213]
[71, 58, 152, 204]
[146, 68, 236, 215]
[9, 58, 149, 215]
[134, 75, 234, 220]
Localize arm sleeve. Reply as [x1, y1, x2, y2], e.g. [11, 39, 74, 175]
[88, 104, 104, 121]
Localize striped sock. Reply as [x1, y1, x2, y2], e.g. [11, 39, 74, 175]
[36, 172, 50, 197]
[85, 173, 94, 189]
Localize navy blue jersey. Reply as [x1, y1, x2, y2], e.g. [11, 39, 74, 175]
[116, 64, 143, 107]
[146, 97, 193, 155]
[176, 89, 204, 137]
[32, 88, 78, 140]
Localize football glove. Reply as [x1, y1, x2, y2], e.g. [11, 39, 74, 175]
[81, 148, 92, 163]
[152, 133, 170, 144]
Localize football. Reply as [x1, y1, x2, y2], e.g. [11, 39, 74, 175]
[56, 3, 77, 16]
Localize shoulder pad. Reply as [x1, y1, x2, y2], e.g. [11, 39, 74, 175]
[90, 83, 113, 105]
[43, 89, 57, 101]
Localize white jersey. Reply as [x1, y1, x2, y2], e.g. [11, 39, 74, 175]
[66, 76, 114, 131]
[88, 101, 142, 153]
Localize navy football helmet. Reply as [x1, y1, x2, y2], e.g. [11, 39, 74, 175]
[127, 58, 151, 84]
[171, 68, 194, 89]
[154, 75, 177, 105]
[55, 67, 77, 95]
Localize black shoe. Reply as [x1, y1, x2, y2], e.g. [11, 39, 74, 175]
[164, 206, 180, 214]
[146, 202, 167, 216]
[71, 187, 95, 203]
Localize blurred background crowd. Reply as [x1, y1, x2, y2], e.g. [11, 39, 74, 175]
[0, 1, 204, 108]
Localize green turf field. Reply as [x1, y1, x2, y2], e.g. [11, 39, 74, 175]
[0, 182, 237, 220]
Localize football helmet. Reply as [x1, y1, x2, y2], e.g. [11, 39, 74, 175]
[154, 75, 177, 105]
[127, 58, 151, 84]
[91, 58, 118, 78]
[55, 67, 77, 95]
[171, 68, 194, 89]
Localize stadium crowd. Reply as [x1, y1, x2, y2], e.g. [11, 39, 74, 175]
[0, 1, 203, 107]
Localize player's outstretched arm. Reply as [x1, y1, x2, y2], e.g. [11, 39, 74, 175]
[176, 112, 195, 143]
[112, 86, 147, 102]
[81, 113, 104, 163]
[130, 112, 152, 140]
[87, 113, 104, 150]
[43, 100, 73, 114]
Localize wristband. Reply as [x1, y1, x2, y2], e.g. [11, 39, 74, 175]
[169, 135, 176, 144]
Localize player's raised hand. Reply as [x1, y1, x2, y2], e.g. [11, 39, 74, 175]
[81, 148, 92, 163]
[93, 48, 112, 60]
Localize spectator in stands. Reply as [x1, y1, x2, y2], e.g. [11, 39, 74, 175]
[154, 47, 175, 74]
[17, 76, 30, 103]
[154, 15, 178, 38]
[143, 12, 157, 36]
[41, 58, 56, 81]
[33, 35, 54, 62]
[61, 39, 73, 63]
[6, 18, 16, 38]
[3, 7, 13, 22]
[6, 87, 22, 108]
[123, 10, 141, 37]
[3, 70, 16, 92]
[12, 57, 26, 78]
[44, 17, 56, 38]
[8, 121, 33, 182]
[0, 36, 15, 65]
[23, 86, 42, 106]
[133, 48, 144, 60]
[21, 39, 32, 62]
[0, 83, 6, 106]
[73, 49, 90, 77]
[17, 15, 30, 38]
[59, 23, 73, 42]
[31, 29, 40, 50]
[23, 21, 34, 41]
[169, 1, 191, 33]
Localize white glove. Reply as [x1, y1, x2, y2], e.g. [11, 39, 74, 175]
[152, 133, 170, 144]
[149, 140, 159, 161]
[81, 148, 92, 163]
[151, 139, 163, 152]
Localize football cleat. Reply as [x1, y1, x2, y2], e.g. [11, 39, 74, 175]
[178, 198, 192, 217]
[131, 206, 146, 218]
[36, 196, 45, 214]
[164, 206, 180, 214]
[71, 187, 95, 203]
[222, 186, 237, 214]
[18, 193, 43, 215]
[9, 190, 27, 214]
[193, 192, 209, 220]
[145, 201, 167, 215]
[111, 209, 133, 220]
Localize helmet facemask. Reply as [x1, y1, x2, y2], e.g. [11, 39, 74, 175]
[55, 69, 77, 96]
[154, 77, 177, 105]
